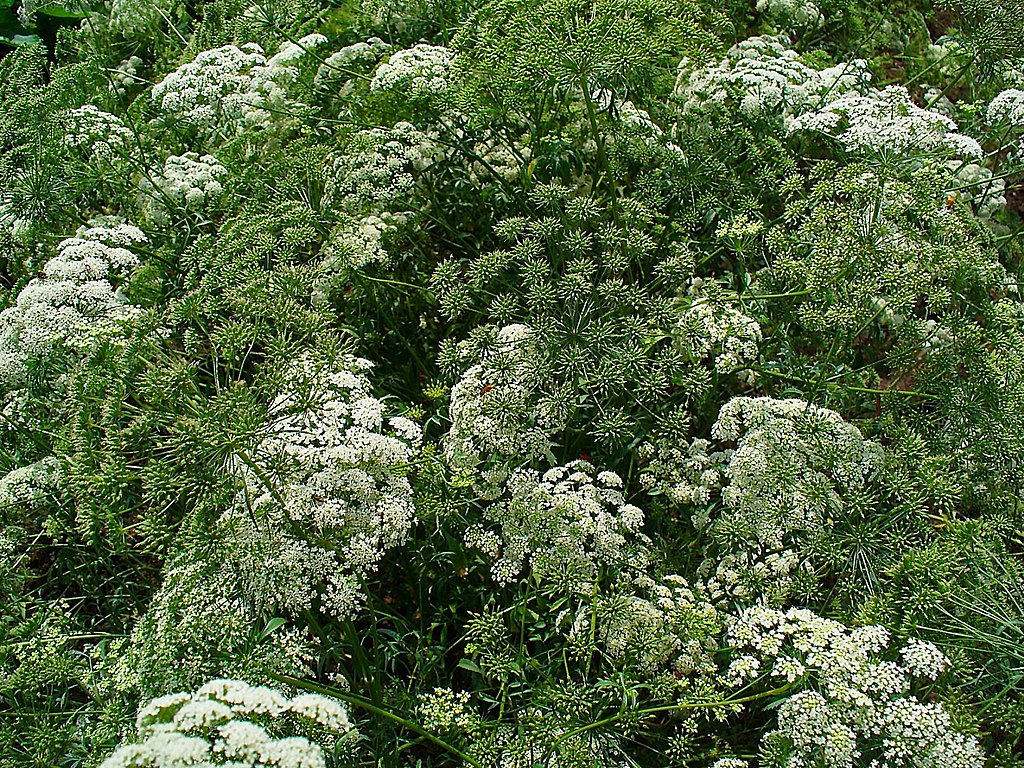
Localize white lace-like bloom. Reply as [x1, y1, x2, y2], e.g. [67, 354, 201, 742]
[639, 437, 728, 507]
[151, 36, 324, 138]
[585, 574, 721, 676]
[107, 0, 176, 36]
[139, 152, 228, 224]
[757, 0, 823, 29]
[988, 88, 1024, 127]
[416, 688, 479, 734]
[219, 355, 422, 618]
[0, 456, 62, 508]
[151, 43, 272, 132]
[467, 460, 650, 589]
[316, 38, 391, 84]
[675, 35, 870, 118]
[108, 556, 317, 697]
[100, 679, 353, 768]
[64, 105, 134, 162]
[467, 134, 531, 186]
[926, 36, 970, 78]
[676, 297, 761, 372]
[787, 85, 984, 161]
[370, 44, 456, 97]
[445, 324, 555, 468]
[0, 220, 144, 389]
[728, 606, 984, 768]
[900, 638, 949, 679]
[323, 214, 395, 271]
[709, 397, 884, 547]
[946, 161, 1006, 219]
[693, 547, 804, 603]
[328, 121, 444, 211]
[110, 55, 144, 96]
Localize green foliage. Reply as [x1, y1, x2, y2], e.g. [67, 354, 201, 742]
[2, 0, 1024, 765]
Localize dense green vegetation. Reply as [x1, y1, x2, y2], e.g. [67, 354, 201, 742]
[2, 0, 1024, 766]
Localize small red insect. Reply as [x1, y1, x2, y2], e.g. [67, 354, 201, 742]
[480, 384, 494, 395]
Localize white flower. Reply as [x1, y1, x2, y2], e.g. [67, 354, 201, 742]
[370, 44, 456, 97]
[316, 37, 391, 83]
[727, 607, 984, 768]
[676, 296, 761, 373]
[900, 638, 949, 679]
[219, 355, 421, 618]
[757, 0, 824, 29]
[444, 324, 555, 468]
[103, 679, 352, 768]
[787, 85, 983, 161]
[675, 35, 869, 119]
[139, 153, 228, 224]
[706, 397, 884, 548]
[150, 40, 319, 140]
[988, 88, 1024, 127]
[328, 122, 444, 212]
[63, 105, 134, 163]
[467, 460, 651, 589]
[0, 221, 144, 390]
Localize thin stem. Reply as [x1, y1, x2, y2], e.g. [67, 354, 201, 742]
[268, 673, 486, 768]
[550, 683, 793, 749]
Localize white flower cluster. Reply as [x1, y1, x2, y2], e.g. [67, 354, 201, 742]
[416, 688, 479, 734]
[710, 397, 883, 547]
[639, 437, 726, 507]
[139, 152, 228, 224]
[727, 606, 983, 768]
[901, 637, 950, 679]
[676, 296, 762, 372]
[988, 88, 1024, 128]
[107, 0, 175, 37]
[926, 37, 970, 79]
[316, 37, 391, 85]
[110, 55, 144, 97]
[370, 44, 456, 98]
[63, 105, 134, 163]
[361, 0, 429, 35]
[328, 121, 444, 211]
[267, 34, 330, 79]
[323, 213, 396, 271]
[151, 36, 326, 138]
[219, 355, 422, 619]
[316, 212, 410, 302]
[584, 574, 722, 677]
[945, 161, 1006, 219]
[445, 324, 555, 468]
[467, 134, 532, 186]
[0, 221, 144, 389]
[151, 43, 272, 133]
[0, 456, 62, 509]
[786, 85, 984, 161]
[110, 556, 316, 697]
[696, 547, 804, 603]
[756, 0, 824, 30]
[674, 35, 870, 119]
[466, 460, 649, 589]
[100, 678, 353, 768]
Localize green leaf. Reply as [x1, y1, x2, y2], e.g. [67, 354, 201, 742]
[257, 617, 288, 640]
[456, 658, 484, 675]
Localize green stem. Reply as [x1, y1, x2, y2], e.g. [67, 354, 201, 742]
[750, 367, 938, 399]
[550, 684, 793, 749]
[268, 673, 485, 768]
